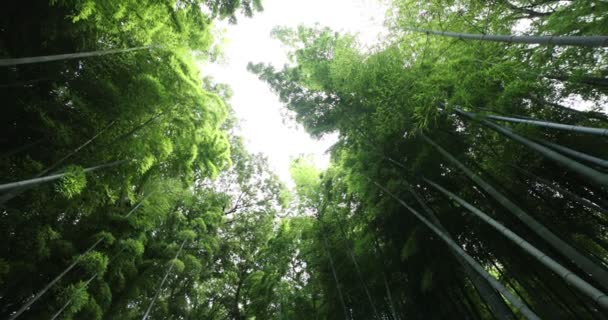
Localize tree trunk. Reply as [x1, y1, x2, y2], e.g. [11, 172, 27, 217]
[0, 46, 153, 66]
[485, 114, 608, 136]
[9, 198, 148, 320]
[547, 74, 608, 88]
[453, 109, 608, 186]
[407, 185, 516, 320]
[0, 159, 127, 193]
[370, 178, 540, 320]
[509, 163, 608, 218]
[408, 29, 608, 47]
[50, 273, 97, 320]
[0, 121, 116, 203]
[322, 235, 350, 320]
[336, 218, 380, 319]
[534, 138, 608, 169]
[424, 177, 608, 311]
[8, 237, 106, 320]
[142, 239, 187, 320]
[423, 134, 608, 289]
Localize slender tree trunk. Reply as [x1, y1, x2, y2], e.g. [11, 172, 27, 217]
[7, 237, 105, 320]
[547, 75, 608, 88]
[322, 235, 350, 320]
[408, 28, 608, 47]
[50, 273, 97, 320]
[125, 191, 156, 218]
[479, 136, 608, 214]
[0, 46, 153, 66]
[8, 197, 149, 320]
[423, 134, 608, 290]
[40, 121, 117, 177]
[232, 275, 245, 320]
[460, 285, 484, 320]
[407, 185, 516, 320]
[485, 114, 608, 136]
[370, 178, 540, 320]
[336, 218, 380, 319]
[0, 121, 116, 203]
[372, 236, 400, 320]
[534, 138, 608, 169]
[142, 239, 187, 320]
[0, 159, 127, 193]
[531, 266, 588, 319]
[445, 288, 471, 320]
[424, 178, 608, 310]
[52, 245, 131, 320]
[452, 109, 608, 186]
[486, 258, 536, 314]
[108, 111, 169, 145]
[382, 272, 399, 320]
[510, 163, 608, 218]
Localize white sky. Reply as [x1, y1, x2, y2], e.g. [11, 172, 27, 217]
[202, 0, 387, 185]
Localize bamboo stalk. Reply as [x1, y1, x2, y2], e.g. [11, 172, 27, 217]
[424, 178, 608, 311]
[0, 159, 127, 193]
[0, 46, 153, 67]
[408, 29, 608, 47]
[422, 134, 608, 290]
[486, 114, 608, 136]
[369, 178, 540, 320]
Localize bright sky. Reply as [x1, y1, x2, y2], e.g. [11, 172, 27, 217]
[203, 0, 387, 184]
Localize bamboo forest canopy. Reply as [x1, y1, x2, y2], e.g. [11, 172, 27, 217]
[1, 0, 608, 320]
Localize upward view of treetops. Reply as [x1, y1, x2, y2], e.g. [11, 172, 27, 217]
[0, 0, 607, 319]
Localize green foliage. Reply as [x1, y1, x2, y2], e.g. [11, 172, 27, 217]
[61, 281, 90, 318]
[56, 165, 87, 199]
[36, 226, 61, 259]
[177, 229, 197, 241]
[79, 251, 109, 276]
[77, 298, 103, 320]
[2, 0, 608, 319]
[120, 239, 145, 256]
[247, 1, 608, 318]
[170, 258, 186, 273]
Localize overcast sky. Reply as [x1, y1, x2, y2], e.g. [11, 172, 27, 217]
[203, 0, 387, 185]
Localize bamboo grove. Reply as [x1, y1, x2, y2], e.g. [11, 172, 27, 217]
[1, 0, 608, 319]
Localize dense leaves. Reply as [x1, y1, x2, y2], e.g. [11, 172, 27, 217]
[2, 0, 608, 319]
[249, 1, 608, 319]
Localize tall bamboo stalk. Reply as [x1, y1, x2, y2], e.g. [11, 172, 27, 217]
[0, 138, 45, 159]
[7, 195, 151, 319]
[509, 163, 608, 217]
[486, 114, 608, 136]
[408, 29, 608, 47]
[50, 274, 97, 320]
[142, 239, 187, 320]
[0, 159, 127, 193]
[50, 245, 131, 320]
[0, 121, 116, 204]
[7, 237, 105, 320]
[0, 46, 153, 67]
[422, 134, 608, 290]
[534, 138, 608, 169]
[407, 185, 516, 320]
[453, 109, 608, 186]
[335, 218, 380, 319]
[369, 178, 540, 320]
[424, 178, 608, 310]
[322, 235, 350, 320]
